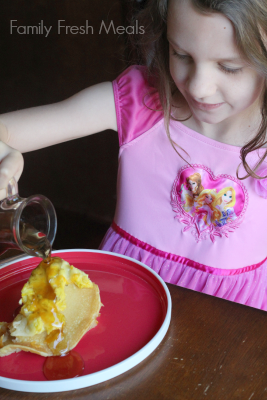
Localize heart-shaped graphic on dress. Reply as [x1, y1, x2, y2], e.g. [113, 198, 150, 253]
[171, 164, 248, 243]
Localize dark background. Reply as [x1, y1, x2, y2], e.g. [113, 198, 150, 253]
[0, 0, 138, 250]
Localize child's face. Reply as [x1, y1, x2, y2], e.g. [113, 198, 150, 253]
[167, 0, 265, 128]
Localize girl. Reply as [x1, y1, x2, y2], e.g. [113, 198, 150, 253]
[1, 0, 267, 309]
[215, 187, 237, 227]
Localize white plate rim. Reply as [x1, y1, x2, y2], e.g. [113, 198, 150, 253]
[0, 249, 172, 393]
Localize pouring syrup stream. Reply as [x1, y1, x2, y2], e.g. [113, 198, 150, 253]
[19, 224, 84, 379]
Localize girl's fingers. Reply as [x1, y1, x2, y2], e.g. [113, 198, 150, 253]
[0, 148, 24, 199]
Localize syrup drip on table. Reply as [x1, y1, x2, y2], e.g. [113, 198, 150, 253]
[43, 350, 84, 380]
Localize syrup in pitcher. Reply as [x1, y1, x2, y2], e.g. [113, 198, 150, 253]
[0, 177, 56, 259]
[19, 222, 52, 261]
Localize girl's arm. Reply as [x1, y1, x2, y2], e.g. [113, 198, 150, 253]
[0, 81, 117, 153]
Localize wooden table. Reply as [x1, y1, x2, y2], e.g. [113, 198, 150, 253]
[1, 257, 267, 399]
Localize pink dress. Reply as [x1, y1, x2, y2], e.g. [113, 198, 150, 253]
[100, 65, 267, 311]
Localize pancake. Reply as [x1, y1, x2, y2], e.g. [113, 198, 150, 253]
[0, 258, 102, 357]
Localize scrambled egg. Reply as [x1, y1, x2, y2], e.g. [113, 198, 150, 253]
[10, 257, 93, 338]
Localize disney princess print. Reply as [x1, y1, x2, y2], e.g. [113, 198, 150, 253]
[171, 165, 248, 243]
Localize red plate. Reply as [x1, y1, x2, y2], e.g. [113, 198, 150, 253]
[0, 250, 171, 392]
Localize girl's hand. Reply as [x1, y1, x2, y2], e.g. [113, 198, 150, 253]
[0, 141, 24, 200]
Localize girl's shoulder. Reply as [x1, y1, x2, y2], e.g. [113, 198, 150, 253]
[113, 65, 163, 146]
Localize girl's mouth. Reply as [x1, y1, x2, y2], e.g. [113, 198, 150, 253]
[191, 98, 224, 111]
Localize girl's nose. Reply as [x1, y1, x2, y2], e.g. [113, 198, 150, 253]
[186, 65, 217, 100]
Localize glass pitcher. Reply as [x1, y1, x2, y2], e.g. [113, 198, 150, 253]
[0, 177, 57, 259]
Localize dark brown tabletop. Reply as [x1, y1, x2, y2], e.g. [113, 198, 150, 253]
[0, 254, 267, 400]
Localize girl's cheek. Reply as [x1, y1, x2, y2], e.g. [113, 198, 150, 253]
[173, 72, 186, 89]
[169, 62, 187, 87]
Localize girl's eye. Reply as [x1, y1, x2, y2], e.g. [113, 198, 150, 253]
[219, 64, 243, 75]
[172, 51, 189, 60]
[172, 50, 243, 75]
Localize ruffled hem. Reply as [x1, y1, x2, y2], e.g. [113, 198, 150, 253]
[100, 225, 267, 311]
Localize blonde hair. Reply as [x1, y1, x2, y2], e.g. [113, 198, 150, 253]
[216, 187, 236, 209]
[196, 189, 222, 223]
[184, 194, 195, 211]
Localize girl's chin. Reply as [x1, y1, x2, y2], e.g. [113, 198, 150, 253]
[191, 109, 229, 125]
